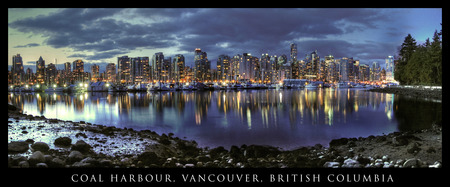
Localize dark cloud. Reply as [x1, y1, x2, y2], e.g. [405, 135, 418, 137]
[9, 8, 401, 65]
[14, 43, 40, 48]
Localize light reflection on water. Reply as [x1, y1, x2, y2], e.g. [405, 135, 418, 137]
[8, 88, 440, 149]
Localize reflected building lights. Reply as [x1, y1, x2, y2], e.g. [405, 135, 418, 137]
[7, 89, 417, 137]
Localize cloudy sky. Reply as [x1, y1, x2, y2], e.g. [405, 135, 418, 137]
[8, 8, 442, 72]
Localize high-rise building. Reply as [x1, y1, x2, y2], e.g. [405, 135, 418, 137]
[91, 64, 100, 82]
[152, 52, 164, 81]
[260, 53, 272, 83]
[385, 56, 395, 82]
[73, 59, 84, 82]
[172, 54, 185, 82]
[339, 57, 348, 82]
[305, 50, 320, 80]
[194, 48, 210, 82]
[11, 54, 24, 85]
[325, 55, 337, 82]
[117, 56, 131, 84]
[46, 63, 57, 85]
[371, 61, 380, 81]
[231, 54, 241, 81]
[290, 43, 298, 64]
[131, 57, 149, 84]
[239, 53, 260, 82]
[63, 62, 72, 84]
[36, 56, 45, 84]
[106, 63, 116, 83]
[217, 54, 230, 81]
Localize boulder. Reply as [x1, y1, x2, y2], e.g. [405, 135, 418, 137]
[71, 140, 92, 153]
[31, 142, 50, 152]
[50, 158, 66, 167]
[54, 137, 72, 147]
[28, 151, 45, 166]
[8, 141, 30, 153]
[138, 151, 163, 166]
[68, 151, 84, 164]
[329, 138, 349, 147]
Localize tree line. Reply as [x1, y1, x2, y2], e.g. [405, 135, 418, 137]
[395, 27, 442, 86]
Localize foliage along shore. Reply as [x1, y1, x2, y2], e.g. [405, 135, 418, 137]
[8, 104, 441, 168]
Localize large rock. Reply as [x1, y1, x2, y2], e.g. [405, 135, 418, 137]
[71, 140, 92, 153]
[8, 141, 30, 153]
[54, 137, 72, 147]
[138, 151, 163, 166]
[68, 151, 84, 164]
[28, 151, 45, 166]
[329, 138, 349, 147]
[31, 142, 49, 152]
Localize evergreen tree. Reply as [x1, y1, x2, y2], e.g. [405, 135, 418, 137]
[430, 30, 442, 85]
[396, 34, 417, 84]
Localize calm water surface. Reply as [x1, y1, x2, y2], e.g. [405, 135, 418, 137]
[8, 88, 441, 150]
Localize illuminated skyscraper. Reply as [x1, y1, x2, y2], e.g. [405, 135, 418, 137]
[91, 64, 100, 82]
[73, 59, 84, 82]
[172, 54, 185, 82]
[117, 56, 131, 84]
[36, 56, 45, 84]
[385, 56, 395, 82]
[106, 63, 116, 83]
[152, 52, 164, 81]
[194, 48, 210, 81]
[131, 57, 149, 84]
[290, 43, 297, 64]
[11, 54, 24, 85]
[217, 54, 230, 81]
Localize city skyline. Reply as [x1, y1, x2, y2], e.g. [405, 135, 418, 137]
[9, 8, 442, 72]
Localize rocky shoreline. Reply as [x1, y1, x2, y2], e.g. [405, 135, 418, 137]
[8, 103, 442, 168]
[368, 87, 442, 101]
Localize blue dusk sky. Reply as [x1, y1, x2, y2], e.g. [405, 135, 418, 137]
[8, 8, 442, 72]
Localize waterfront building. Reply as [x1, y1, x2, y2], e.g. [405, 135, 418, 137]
[172, 54, 185, 82]
[46, 63, 57, 85]
[152, 52, 165, 81]
[305, 50, 320, 80]
[35, 56, 45, 84]
[73, 59, 84, 83]
[230, 54, 241, 81]
[339, 57, 348, 82]
[63, 62, 72, 84]
[131, 57, 150, 84]
[371, 61, 381, 81]
[162, 57, 172, 82]
[106, 63, 116, 83]
[385, 56, 395, 82]
[325, 55, 339, 83]
[359, 64, 370, 82]
[290, 43, 298, 64]
[91, 64, 100, 82]
[217, 54, 231, 81]
[194, 48, 211, 82]
[260, 53, 271, 83]
[117, 56, 131, 84]
[24, 68, 34, 85]
[237, 53, 261, 82]
[11, 54, 24, 85]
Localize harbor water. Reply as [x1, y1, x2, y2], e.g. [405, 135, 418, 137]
[8, 88, 441, 150]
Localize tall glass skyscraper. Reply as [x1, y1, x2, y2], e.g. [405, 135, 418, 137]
[385, 56, 395, 82]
